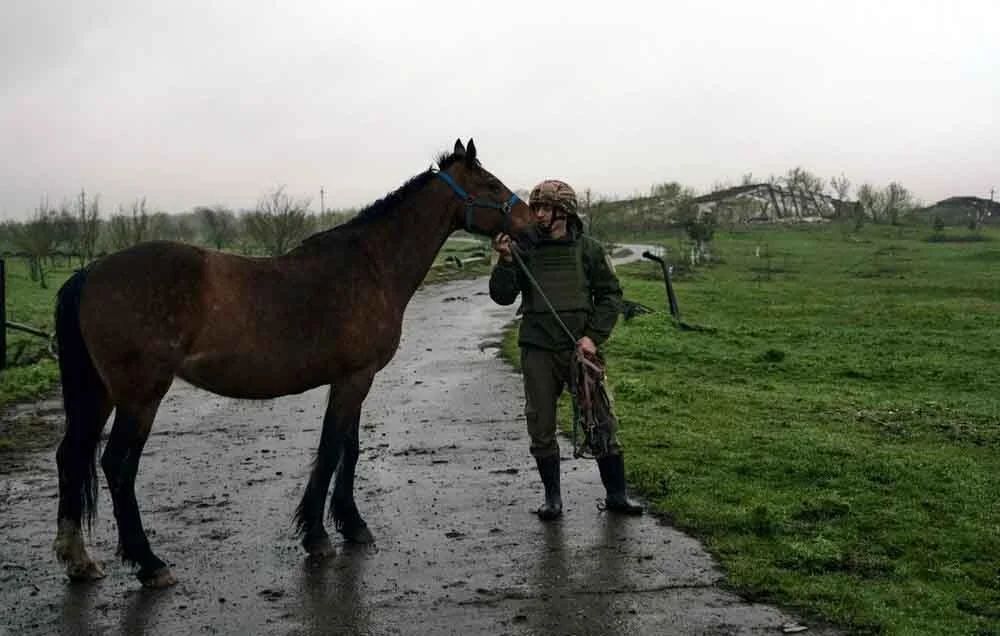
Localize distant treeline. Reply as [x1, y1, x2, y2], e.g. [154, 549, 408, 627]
[3, 172, 993, 286]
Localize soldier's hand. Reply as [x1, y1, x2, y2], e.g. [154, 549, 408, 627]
[492, 233, 513, 263]
[577, 336, 597, 356]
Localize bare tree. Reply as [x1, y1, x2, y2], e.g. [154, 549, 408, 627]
[586, 197, 612, 241]
[830, 174, 852, 201]
[782, 167, 826, 217]
[73, 190, 102, 266]
[243, 186, 313, 256]
[0, 221, 17, 252]
[53, 202, 76, 257]
[580, 188, 613, 241]
[147, 212, 195, 243]
[856, 183, 877, 223]
[15, 201, 61, 287]
[196, 205, 238, 249]
[828, 174, 854, 222]
[107, 197, 152, 250]
[969, 191, 994, 231]
[784, 167, 825, 195]
[882, 182, 913, 226]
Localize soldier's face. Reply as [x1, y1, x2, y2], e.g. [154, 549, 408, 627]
[531, 204, 567, 237]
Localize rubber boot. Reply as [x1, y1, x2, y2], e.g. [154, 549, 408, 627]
[534, 455, 563, 521]
[597, 454, 643, 515]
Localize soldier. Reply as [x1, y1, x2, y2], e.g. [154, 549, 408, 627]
[489, 179, 643, 520]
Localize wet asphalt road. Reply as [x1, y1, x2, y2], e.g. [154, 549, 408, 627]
[0, 262, 837, 635]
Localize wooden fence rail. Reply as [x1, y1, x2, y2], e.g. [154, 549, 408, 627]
[0, 258, 54, 371]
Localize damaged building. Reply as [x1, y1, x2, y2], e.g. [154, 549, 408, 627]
[690, 183, 856, 224]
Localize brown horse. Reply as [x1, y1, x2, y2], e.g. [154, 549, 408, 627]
[52, 139, 534, 588]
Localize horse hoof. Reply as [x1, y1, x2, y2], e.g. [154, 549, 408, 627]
[139, 567, 178, 589]
[341, 524, 375, 544]
[536, 506, 563, 522]
[66, 559, 106, 582]
[305, 535, 336, 560]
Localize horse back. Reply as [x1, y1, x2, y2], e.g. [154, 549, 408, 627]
[75, 241, 209, 399]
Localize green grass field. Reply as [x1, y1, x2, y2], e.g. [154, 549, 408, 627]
[505, 223, 1000, 635]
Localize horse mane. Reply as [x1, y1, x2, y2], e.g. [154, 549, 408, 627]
[293, 149, 473, 250]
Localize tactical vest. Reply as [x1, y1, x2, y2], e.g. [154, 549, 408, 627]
[521, 239, 592, 314]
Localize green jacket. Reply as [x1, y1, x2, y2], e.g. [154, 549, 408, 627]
[489, 232, 623, 351]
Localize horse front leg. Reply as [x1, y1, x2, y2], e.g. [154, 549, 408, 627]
[294, 368, 375, 557]
[331, 413, 373, 544]
[294, 408, 342, 559]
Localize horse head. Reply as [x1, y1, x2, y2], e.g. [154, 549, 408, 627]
[436, 138, 534, 243]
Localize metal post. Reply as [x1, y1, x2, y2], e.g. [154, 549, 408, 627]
[642, 251, 681, 321]
[1, 258, 6, 370]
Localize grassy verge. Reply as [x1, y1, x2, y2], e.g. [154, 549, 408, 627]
[422, 238, 493, 285]
[502, 223, 1000, 635]
[1, 258, 74, 406]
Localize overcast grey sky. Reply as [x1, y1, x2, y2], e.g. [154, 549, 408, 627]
[2, 0, 997, 220]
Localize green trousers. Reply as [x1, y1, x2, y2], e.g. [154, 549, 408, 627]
[520, 346, 621, 459]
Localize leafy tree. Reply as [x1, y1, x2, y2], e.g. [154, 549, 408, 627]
[650, 181, 684, 200]
[676, 195, 716, 264]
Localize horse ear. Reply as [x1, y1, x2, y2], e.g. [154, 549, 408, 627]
[466, 138, 477, 164]
[453, 139, 466, 156]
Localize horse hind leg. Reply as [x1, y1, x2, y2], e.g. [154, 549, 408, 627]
[53, 267, 113, 581]
[54, 394, 113, 582]
[101, 397, 176, 588]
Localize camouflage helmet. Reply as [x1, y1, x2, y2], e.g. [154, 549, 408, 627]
[529, 179, 578, 216]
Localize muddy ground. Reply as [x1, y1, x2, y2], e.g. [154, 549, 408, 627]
[0, 266, 837, 635]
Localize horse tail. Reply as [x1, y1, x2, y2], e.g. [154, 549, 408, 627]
[54, 267, 107, 530]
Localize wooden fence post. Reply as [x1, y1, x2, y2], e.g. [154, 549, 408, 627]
[1, 258, 6, 370]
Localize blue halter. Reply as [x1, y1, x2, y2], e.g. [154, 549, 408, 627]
[435, 170, 522, 235]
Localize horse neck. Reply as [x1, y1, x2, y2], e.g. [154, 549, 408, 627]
[379, 189, 461, 300]
[349, 184, 457, 301]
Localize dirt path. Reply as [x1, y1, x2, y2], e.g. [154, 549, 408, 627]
[0, 270, 835, 635]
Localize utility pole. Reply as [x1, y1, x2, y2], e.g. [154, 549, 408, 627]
[78, 188, 87, 267]
[320, 187, 325, 215]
